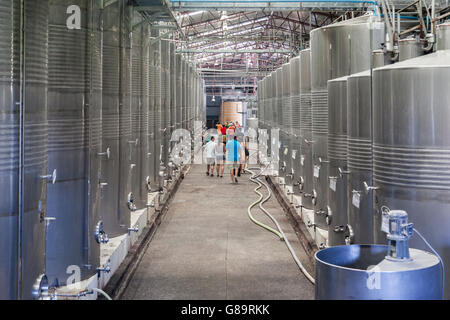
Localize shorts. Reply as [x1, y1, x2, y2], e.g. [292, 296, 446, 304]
[206, 158, 215, 165]
[227, 162, 240, 171]
[216, 156, 224, 164]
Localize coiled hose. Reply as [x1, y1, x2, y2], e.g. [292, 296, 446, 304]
[246, 167, 315, 285]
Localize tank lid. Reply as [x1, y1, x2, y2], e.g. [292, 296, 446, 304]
[328, 75, 349, 83]
[347, 69, 371, 79]
[374, 49, 450, 71]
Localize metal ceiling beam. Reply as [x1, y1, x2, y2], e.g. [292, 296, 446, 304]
[169, 1, 375, 11]
[178, 49, 291, 53]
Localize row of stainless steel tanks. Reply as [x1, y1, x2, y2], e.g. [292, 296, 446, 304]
[257, 15, 450, 297]
[0, 0, 204, 299]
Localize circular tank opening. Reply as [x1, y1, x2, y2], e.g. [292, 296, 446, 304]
[315, 245, 388, 270]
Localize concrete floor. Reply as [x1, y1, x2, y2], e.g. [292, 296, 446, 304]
[121, 165, 315, 300]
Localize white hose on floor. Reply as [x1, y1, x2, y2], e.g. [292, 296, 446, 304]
[92, 288, 112, 300]
[246, 167, 316, 285]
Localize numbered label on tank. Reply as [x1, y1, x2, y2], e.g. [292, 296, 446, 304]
[284, 147, 289, 155]
[313, 165, 320, 178]
[292, 150, 297, 159]
[352, 192, 360, 208]
[381, 212, 390, 233]
[300, 155, 305, 166]
[329, 177, 336, 192]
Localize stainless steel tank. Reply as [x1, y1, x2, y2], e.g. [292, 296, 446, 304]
[436, 23, 450, 51]
[347, 70, 374, 245]
[118, 2, 133, 231]
[182, 58, 187, 130]
[399, 37, 425, 61]
[175, 54, 182, 130]
[46, 0, 103, 285]
[149, 27, 162, 191]
[372, 50, 450, 298]
[139, 24, 151, 201]
[131, 13, 144, 209]
[281, 63, 291, 183]
[299, 49, 313, 209]
[0, 0, 49, 299]
[327, 76, 349, 246]
[310, 15, 384, 230]
[160, 39, 170, 178]
[102, 0, 123, 237]
[275, 68, 283, 176]
[315, 245, 441, 299]
[290, 56, 302, 194]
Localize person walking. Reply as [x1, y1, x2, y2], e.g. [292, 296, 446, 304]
[226, 135, 243, 184]
[205, 136, 216, 176]
[215, 139, 225, 178]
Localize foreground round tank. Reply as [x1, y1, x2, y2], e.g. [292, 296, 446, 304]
[372, 50, 450, 297]
[327, 76, 349, 246]
[346, 70, 374, 245]
[0, 0, 48, 299]
[315, 245, 441, 300]
[436, 23, 450, 51]
[310, 15, 384, 230]
[46, 0, 103, 284]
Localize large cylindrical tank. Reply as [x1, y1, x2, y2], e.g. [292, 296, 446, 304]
[290, 56, 302, 193]
[299, 49, 313, 209]
[327, 76, 349, 246]
[372, 50, 450, 297]
[118, 2, 133, 231]
[175, 54, 182, 130]
[281, 63, 291, 182]
[149, 28, 161, 191]
[315, 245, 441, 299]
[399, 37, 425, 61]
[46, 0, 103, 284]
[0, 0, 49, 300]
[436, 23, 450, 51]
[346, 70, 374, 245]
[139, 24, 151, 202]
[160, 39, 170, 176]
[102, 0, 123, 237]
[275, 68, 283, 174]
[131, 13, 144, 209]
[310, 15, 384, 230]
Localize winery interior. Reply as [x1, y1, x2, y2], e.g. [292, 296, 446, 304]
[1, 0, 450, 300]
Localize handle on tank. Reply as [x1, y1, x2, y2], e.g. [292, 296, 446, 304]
[41, 169, 57, 185]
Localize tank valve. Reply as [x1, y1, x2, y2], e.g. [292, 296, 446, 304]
[127, 193, 137, 212]
[97, 147, 111, 159]
[128, 225, 139, 234]
[294, 177, 304, 190]
[383, 209, 414, 261]
[338, 167, 351, 178]
[97, 265, 111, 277]
[95, 221, 109, 244]
[363, 181, 379, 194]
[41, 169, 57, 185]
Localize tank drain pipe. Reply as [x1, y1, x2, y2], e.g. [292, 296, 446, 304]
[246, 168, 315, 285]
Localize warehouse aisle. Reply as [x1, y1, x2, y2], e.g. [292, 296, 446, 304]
[121, 165, 314, 300]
